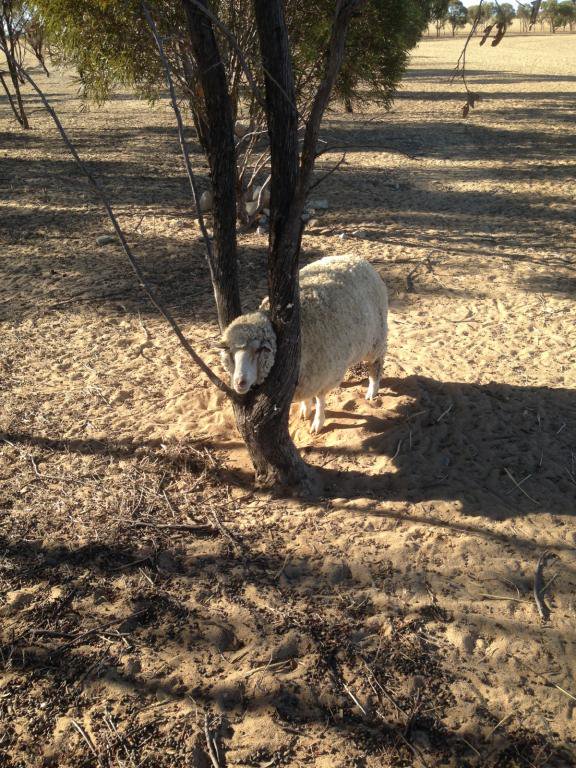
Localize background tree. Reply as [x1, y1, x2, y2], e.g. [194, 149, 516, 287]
[516, 4, 532, 31]
[467, 3, 495, 33]
[493, 2, 516, 28]
[11, 0, 446, 490]
[0, 0, 29, 127]
[556, 1, 576, 30]
[446, 0, 468, 35]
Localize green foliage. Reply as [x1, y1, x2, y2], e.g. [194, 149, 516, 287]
[31, 0, 443, 112]
[493, 2, 516, 27]
[467, 3, 495, 25]
[446, 0, 468, 34]
[542, 0, 576, 29]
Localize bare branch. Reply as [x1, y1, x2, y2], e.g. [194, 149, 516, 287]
[297, 0, 365, 199]
[0, 43, 239, 402]
[307, 152, 347, 192]
[185, 0, 265, 110]
[141, 3, 223, 312]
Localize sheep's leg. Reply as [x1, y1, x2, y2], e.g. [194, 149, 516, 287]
[311, 395, 326, 434]
[366, 359, 383, 400]
[299, 400, 313, 420]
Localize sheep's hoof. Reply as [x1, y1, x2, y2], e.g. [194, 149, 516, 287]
[310, 417, 325, 434]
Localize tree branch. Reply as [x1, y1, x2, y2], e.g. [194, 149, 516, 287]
[296, 0, 364, 199]
[141, 3, 224, 314]
[0, 42, 239, 402]
[181, 0, 242, 330]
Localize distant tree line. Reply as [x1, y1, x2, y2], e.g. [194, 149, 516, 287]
[431, 0, 576, 36]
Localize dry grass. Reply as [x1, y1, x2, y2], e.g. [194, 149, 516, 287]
[1, 34, 576, 767]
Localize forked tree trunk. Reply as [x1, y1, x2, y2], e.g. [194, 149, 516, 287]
[0, 21, 29, 129]
[181, 0, 313, 491]
[181, 0, 359, 492]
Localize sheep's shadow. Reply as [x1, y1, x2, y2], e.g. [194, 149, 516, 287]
[310, 375, 576, 519]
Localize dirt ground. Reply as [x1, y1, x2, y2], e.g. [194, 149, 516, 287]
[1, 33, 575, 768]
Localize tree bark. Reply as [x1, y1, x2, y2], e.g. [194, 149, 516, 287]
[238, 0, 315, 491]
[0, 17, 29, 129]
[181, 0, 241, 330]
[179, 0, 359, 493]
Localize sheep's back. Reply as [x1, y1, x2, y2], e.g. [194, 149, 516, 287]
[296, 255, 387, 400]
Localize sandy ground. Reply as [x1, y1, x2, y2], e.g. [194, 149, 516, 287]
[1, 34, 576, 768]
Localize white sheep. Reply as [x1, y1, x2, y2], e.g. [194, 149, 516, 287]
[220, 254, 388, 433]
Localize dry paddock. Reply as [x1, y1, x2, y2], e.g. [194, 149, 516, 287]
[1, 34, 576, 768]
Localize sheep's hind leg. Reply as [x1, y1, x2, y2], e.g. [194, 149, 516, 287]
[366, 359, 383, 400]
[299, 400, 313, 420]
[311, 395, 326, 434]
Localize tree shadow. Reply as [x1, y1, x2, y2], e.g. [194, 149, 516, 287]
[310, 375, 576, 519]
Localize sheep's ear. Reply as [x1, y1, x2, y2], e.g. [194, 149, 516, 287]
[255, 340, 275, 384]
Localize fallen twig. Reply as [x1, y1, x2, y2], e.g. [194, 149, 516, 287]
[126, 521, 218, 536]
[504, 467, 538, 505]
[204, 714, 224, 768]
[534, 551, 557, 621]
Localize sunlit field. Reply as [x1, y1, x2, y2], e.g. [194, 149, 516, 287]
[1, 33, 575, 768]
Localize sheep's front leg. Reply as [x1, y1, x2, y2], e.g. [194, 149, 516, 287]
[311, 395, 326, 434]
[299, 400, 313, 420]
[366, 359, 383, 400]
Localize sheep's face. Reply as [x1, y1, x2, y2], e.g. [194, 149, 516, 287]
[221, 339, 275, 394]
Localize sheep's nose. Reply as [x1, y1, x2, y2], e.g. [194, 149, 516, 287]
[235, 376, 248, 391]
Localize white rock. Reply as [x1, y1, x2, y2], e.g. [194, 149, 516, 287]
[245, 200, 259, 217]
[234, 120, 249, 138]
[260, 187, 271, 207]
[199, 190, 213, 213]
[338, 232, 348, 240]
[308, 198, 329, 210]
[96, 234, 117, 246]
[352, 230, 371, 239]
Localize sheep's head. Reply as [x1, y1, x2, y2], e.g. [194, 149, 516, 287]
[219, 311, 276, 395]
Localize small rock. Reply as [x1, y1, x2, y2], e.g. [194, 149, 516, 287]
[234, 120, 249, 138]
[324, 560, 352, 585]
[260, 187, 271, 207]
[338, 232, 348, 240]
[96, 234, 117, 246]
[307, 219, 319, 228]
[308, 198, 329, 210]
[199, 190, 213, 213]
[352, 230, 371, 239]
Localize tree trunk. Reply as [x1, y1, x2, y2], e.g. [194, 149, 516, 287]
[0, 22, 29, 128]
[242, 0, 316, 491]
[181, 0, 241, 331]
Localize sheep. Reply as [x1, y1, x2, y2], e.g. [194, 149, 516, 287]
[220, 254, 388, 433]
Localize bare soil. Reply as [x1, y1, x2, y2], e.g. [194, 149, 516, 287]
[1, 35, 575, 768]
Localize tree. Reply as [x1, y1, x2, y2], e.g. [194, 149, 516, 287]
[446, 0, 468, 35]
[516, 5, 532, 31]
[8, 0, 443, 491]
[493, 2, 516, 28]
[431, 0, 448, 36]
[0, 0, 30, 127]
[467, 3, 495, 33]
[556, 1, 576, 30]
